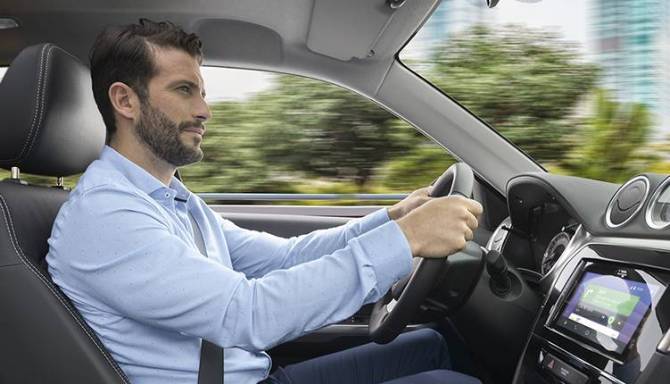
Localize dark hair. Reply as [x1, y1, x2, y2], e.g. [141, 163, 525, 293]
[90, 19, 203, 143]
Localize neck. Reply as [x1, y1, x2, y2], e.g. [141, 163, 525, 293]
[109, 135, 175, 186]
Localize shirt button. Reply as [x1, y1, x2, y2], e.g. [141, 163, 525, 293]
[165, 193, 170, 198]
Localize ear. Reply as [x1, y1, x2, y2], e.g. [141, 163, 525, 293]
[108, 82, 141, 122]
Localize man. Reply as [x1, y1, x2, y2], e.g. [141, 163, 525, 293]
[46, 20, 483, 384]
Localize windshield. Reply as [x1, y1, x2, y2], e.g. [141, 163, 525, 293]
[401, 0, 670, 183]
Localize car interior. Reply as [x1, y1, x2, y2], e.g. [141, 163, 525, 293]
[0, 0, 669, 384]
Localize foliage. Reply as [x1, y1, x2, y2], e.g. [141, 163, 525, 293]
[183, 75, 427, 193]
[559, 90, 655, 182]
[253, 75, 417, 188]
[379, 144, 456, 191]
[428, 25, 599, 163]
[180, 24, 656, 198]
[180, 100, 297, 193]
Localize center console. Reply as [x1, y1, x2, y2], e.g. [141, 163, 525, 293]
[513, 244, 670, 384]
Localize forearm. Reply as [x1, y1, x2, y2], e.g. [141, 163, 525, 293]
[228, 208, 392, 276]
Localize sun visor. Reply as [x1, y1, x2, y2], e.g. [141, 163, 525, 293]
[306, 0, 401, 61]
[195, 19, 283, 67]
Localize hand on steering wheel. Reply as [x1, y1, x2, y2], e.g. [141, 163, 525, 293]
[369, 163, 484, 344]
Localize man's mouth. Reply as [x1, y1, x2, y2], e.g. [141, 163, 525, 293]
[182, 126, 205, 136]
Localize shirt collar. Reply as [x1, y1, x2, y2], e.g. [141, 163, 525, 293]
[99, 145, 192, 203]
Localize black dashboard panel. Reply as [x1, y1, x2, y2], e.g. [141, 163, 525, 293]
[506, 172, 670, 239]
[507, 173, 618, 237]
[504, 173, 670, 384]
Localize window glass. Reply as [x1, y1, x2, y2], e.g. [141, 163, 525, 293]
[180, 68, 456, 197]
[401, 0, 670, 183]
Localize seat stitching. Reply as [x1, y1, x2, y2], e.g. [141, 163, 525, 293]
[7, 44, 48, 163]
[22, 45, 56, 162]
[0, 195, 130, 383]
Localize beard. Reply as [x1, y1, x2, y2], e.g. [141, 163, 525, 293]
[134, 102, 204, 167]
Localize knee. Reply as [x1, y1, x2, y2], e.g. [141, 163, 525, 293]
[414, 328, 447, 349]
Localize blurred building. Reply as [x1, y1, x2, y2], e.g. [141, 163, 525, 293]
[591, 0, 670, 136]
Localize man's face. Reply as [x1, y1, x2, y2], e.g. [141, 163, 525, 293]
[134, 47, 210, 167]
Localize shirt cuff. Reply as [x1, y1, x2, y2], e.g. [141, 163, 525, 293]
[351, 220, 413, 291]
[349, 208, 392, 236]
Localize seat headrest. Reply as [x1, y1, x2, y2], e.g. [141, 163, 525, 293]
[0, 44, 105, 177]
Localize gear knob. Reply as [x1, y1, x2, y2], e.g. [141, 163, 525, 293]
[485, 249, 511, 296]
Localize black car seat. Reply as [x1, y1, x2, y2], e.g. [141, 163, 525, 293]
[0, 43, 129, 383]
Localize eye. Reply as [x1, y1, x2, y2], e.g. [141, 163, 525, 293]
[177, 85, 192, 95]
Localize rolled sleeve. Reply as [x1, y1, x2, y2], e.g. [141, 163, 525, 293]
[348, 220, 413, 300]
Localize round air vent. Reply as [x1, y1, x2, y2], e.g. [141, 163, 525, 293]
[606, 176, 649, 228]
[645, 177, 670, 229]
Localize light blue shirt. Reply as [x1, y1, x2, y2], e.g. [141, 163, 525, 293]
[46, 146, 412, 383]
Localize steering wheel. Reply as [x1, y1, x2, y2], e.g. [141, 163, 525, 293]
[369, 163, 484, 344]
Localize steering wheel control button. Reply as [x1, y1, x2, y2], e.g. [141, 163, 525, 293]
[541, 353, 589, 384]
[606, 175, 649, 228]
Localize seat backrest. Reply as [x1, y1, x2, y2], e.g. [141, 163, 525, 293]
[0, 44, 129, 383]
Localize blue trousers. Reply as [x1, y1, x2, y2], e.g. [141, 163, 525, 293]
[262, 328, 481, 384]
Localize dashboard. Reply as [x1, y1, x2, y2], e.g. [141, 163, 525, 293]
[491, 172, 670, 384]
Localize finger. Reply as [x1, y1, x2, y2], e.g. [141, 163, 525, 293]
[417, 186, 432, 198]
[464, 199, 484, 218]
[466, 212, 479, 231]
[419, 196, 432, 205]
[464, 226, 474, 242]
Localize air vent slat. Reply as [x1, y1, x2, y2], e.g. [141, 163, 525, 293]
[606, 176, 649, 228]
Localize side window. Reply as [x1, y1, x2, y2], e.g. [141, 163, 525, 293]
[180, 68, 457, 204]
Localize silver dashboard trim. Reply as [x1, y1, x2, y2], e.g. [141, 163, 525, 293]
[485, 216, 511, 252]
[315, 322, 429, 335]
[199, 193, 407, 202]
[605, 175, 650, 228]
[658, 329, 670, 353]
[540, 225, 588, 286]
[645, 176, 670, 230]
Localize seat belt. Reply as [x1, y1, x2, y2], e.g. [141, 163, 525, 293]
[188, 212, 225, 384]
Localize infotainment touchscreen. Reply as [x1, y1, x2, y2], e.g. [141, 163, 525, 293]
[552, 266, 663, 357]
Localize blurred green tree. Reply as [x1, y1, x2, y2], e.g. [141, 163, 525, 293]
[180, 100, 297, 193]
[253, 75, 417, 190]
[427, 25, 599, 163]
[182, 24, 619, 195]
[559, 90, 655, 182]
[182, 76, 426, 193]
[379, 144, 456, 190]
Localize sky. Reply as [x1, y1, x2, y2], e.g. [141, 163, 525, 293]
[493, 0, 589, 51]
[0, 1, 590, 101]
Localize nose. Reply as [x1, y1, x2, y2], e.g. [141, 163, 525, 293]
[194, 95, 211, 123]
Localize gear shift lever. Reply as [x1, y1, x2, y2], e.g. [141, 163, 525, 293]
[485, 249, 511, 296]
